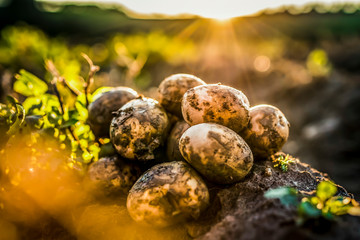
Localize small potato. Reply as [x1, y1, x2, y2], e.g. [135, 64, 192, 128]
[241, 104, 290, 158]
[87, 155, 142, 196]
[127, 161, 209, 227]
[110, 97, 169, 161]
[182, 84, 250, 133]
[166, 121, 190, 162]
[158, 74, 206, 118]
[88, 87, 138, 138]
[179, 123, 253, 184]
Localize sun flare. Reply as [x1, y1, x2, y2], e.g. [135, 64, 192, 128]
[41, 0, 360, 20]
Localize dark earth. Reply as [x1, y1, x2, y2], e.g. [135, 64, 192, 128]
[187, 156, 360, 240]
[5, 156, 360, 240]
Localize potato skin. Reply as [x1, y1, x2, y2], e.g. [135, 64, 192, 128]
[179, 123, 253, 184]
[126, 161, 209, 227]
[182, 84, 250, 133]
[110, 97, 169, 161]
[88, 87, 138, 138]
[87, 155, 142, 196]
[166, 121, 190, 162]
[158, 74, 206, 118]
[241, 104, 290, 158]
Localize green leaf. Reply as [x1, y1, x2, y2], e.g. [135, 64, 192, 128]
[0, 103, 13, 126]
[91, 86, 114, 102]
[316, 181, 337, 202]
[67, 109, 80, 120]
[23, 97, 43, 115]
[6, 95, 18, 107]
[14, 70, 48, 96]
[264, 187, 298, 207]
[326, 196, 352, 216]
[88, 143, 100, 162]
[75, 94, 88, 121]
[47, 111, 62, 126]
[298, 200, 322, 218]
[82, 150, 93, 163]
[76, 94, 87, 107]
[60, 119, 78, 129]
[6, 104, 26, 135]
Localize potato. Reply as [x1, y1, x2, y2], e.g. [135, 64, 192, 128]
[182, 84, 250, 133]
[241, 104, 290, 158]
[110, 97, 169, 161]
[88, 87, 138, 138]
[127, 161, 209, 227]
[166, 121, 190, 162]
[179, 123, 253, 184]
[158, 74, 206, 118]
[87, 155, 142, 196]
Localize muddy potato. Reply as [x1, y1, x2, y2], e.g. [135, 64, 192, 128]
[182, 84, 250, 133]
[87, 155, 142, 196]
[166, 121, 190, 161]
[179, 123, 253, 184]
[158, 74, 206, 118]
[110, 97, 169, 161]
[88, 87, 138, 138]
[241, 104, 290, 158]
[127, 161, 209, 227]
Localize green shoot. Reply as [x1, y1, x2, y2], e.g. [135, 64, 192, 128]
[271, 153, 295, 172]
[265, 181, 360, 225]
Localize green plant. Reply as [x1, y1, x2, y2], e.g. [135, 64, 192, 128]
[0, 54, 108, 169]
[265, 181, 360, 225]
[0, 25, 196, 93]
[271, 153, 295, 172]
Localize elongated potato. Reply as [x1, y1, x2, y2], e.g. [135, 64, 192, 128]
[88, 87, 138, 138]
[182, 84, 250, 133]
[179, 123, 253, 184]
[241, 104, 290, 158]
[110, 97, 169, 161]
[158, 74, 206, 118]
[127, 161, 209, 227]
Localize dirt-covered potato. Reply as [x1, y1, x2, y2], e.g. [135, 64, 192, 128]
[166, 121, 190, 162]
[110, 97, 169, 161]
[127, 161, 209, 227]
[182, 84, 250, 133]
[241, 104, 290, 158]
[158, 74, 206, 118]
[87, 155, 142, 196]
[179, 123, 253, 184]
[88, 87, 138, 138]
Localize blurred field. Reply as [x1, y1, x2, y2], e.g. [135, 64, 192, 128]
[1, 0, 360, 199]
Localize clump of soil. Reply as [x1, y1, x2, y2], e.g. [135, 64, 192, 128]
[185, 156, 360, 240]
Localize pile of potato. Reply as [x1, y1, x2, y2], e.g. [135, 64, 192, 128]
[87, 74, 290, 227]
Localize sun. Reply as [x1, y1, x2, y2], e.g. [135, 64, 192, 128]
[197, 11, 238, 22]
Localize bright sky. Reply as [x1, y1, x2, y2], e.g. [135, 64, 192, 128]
[43, 0, 360, 19]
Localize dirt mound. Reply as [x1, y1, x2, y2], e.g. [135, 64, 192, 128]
[186, 157, 360, 240]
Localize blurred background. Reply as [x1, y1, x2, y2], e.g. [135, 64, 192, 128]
[0, 0, 360, 198]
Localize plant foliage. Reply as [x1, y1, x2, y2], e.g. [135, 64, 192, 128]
[271, 153, 296, 172]
[0, 54, 106, 170]
[265, 181, 360, 225]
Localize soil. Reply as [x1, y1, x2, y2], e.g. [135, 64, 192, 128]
[186, 156, 360, 240]
[3, 156, 359, 240]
